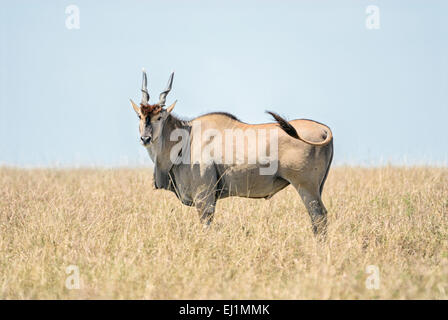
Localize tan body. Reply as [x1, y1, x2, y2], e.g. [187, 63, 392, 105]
[165, 113, 333, 235]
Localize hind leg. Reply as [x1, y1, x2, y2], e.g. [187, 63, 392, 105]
[191, 164, 218, 227]
[295, 185, 328, 237]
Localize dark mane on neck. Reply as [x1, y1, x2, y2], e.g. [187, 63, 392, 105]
[168, 111, 242, 126]
[167, 113, 191, 129]
[164, 111, 243, 128]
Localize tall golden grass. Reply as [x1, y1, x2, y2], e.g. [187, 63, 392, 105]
[0, 167, 447, 299]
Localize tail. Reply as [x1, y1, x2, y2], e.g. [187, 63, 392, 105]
[319, 139, 333, 196]
[266, 111, 333, 146]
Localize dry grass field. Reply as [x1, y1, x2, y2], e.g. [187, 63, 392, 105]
[0, 166, 447, 299]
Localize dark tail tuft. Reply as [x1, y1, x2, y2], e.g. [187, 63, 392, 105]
[266, 111, 299, 139]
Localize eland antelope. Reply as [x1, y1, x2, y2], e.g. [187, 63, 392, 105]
[130, 70, 333, 236]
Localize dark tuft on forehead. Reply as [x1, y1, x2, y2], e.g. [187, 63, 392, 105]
[140, 103, 162, 116]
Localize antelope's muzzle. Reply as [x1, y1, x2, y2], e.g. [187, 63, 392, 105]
[141, 136, 151, 145]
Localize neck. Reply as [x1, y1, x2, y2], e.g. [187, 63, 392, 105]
[151, 113, 190, 190]
[157, 113, 191, 158]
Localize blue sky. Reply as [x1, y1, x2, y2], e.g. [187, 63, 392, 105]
[0, 0, 447, 167]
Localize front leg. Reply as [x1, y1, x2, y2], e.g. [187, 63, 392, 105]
[191, 163, 218, 226]
[195, 195, 216, 226]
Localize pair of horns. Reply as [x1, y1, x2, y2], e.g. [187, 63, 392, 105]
[141, 69, 174, 107]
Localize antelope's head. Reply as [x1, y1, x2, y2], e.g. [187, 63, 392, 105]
[130, 69, 177, 146]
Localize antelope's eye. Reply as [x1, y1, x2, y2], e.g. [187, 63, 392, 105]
[157, 116, 162, 121]
[138, 115, 141, 120]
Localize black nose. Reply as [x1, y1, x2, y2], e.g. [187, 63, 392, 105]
[141, 136, 151, 145]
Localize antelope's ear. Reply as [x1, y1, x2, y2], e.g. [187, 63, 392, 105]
[130, 99, 141, 116]
[166, 100, 177, 113]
